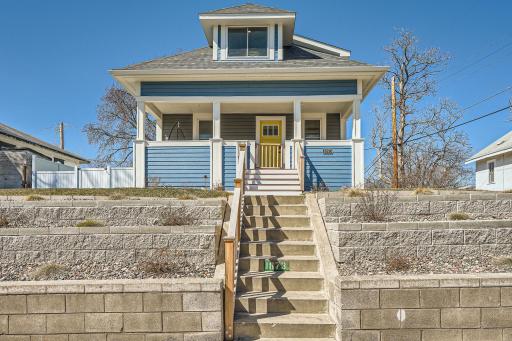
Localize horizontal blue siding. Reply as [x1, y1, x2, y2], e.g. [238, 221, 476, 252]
[141, 80, 357, 97]
[146, 146, 210, 188]
[223, 146, 236, 191]
[304, 146, 352, 191]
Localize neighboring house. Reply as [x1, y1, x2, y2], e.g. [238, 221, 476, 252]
[111, 3, 387, 193]
[0, 123, 88, 188]
[466, 130, 512, 191]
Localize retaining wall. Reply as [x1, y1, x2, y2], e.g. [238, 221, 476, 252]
[0, 198, 225, 227]
[327, 219, 512, 263]
[318, 192, 512, 223]
[0, 278, 222, 340]
[332, 273, 512, 341]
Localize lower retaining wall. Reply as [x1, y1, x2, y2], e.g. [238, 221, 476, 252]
[0, 278, 222, 340]
[333, 273, 512, 341]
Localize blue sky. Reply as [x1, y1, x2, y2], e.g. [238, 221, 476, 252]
[1, 0, 511, 166]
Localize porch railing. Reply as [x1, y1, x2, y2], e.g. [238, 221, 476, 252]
[224, 144, 246, 340]
[298, 142, 305, 191]
[257, 143, 282, 168]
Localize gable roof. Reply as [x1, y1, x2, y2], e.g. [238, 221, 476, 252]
[119, 44, 370, 71]
[467, 130, 512, 163]
[200, 3, 294, 15]
[0, 123, 88, 163]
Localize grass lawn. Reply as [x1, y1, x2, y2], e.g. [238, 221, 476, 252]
[0, 187, 228, 199]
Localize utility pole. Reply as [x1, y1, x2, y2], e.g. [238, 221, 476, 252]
[391, 77, 399, 188]
[59, 122, 64, 149]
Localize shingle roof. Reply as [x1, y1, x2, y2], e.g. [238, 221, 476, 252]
[201, 3, 293, 15]
[0, 123, 88, 162]
[119, 44, 371, 71]
[467, 130, 512, 162]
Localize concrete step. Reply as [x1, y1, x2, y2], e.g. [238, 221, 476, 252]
[240, 241, 316, 257]
[237, 271, 324, 292]
[235, 291, 328, 314]
[245, 184, 302, 191]
[234, 313, 335, 339]
[245, 190, 303, 196]
[241, 227, 313, 242]
[237, 338, 335, 341]
[245, 196, 304, 205]
[245, 174, 300, 180]
[239, 255, 320, 272]
[243, 216, 310, 228]
[244, 205, 308, 216]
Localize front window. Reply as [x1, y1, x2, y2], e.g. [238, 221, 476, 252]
[199, 121, 213, 140]
[228, 27, 268, 57]
[305, 120, 321, 140]
[262, 125, 279, 136]
[488, 161, 495, 184]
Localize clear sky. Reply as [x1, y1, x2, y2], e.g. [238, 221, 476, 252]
[1, 0, 511, 166]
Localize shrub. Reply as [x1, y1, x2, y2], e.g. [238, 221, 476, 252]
[30, 263, 68, 280]
[414, 187, 434, 195]
[138, 249, 192, 275]
[359, 188, 396, 222]
[76, 220, 104, 227]
[25, 195, 45, 201]
[386, 256, 411, 272]
[0, 215, 8, 227]
[493, 256, 512, 268]
[343, 188, 365, 197]
[448, 212, 470, 221]
[160, 207, 196, 226]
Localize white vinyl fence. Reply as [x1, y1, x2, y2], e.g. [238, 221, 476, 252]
[32, 157, 134, 189]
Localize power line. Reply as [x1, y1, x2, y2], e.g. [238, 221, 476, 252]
[365, 104, 512, 175]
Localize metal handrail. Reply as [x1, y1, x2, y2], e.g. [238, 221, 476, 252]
[224, 144, 246, 341]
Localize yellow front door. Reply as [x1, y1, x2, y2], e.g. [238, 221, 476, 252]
[259, 120, 283, 168]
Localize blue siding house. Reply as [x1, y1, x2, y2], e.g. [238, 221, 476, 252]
[111, 3, 387, 193]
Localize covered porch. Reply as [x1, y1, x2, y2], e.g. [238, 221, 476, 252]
[134, 93, 364, 191]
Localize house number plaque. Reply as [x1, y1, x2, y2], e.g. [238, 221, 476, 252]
[323, 149, 333, 155]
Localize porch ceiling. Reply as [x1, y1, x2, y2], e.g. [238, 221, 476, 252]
[150, 101, 352, 115]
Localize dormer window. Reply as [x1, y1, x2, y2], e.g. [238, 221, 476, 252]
[228, 27, 268, 58]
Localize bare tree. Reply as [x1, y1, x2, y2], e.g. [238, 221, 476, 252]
[83, 84, 155, 166]
[370, 29, 472, 188]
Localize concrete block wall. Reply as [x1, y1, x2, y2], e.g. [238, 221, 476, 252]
[0, 225, 217, 270]
[0, 198, 225, 227]
[0, 278, 223, 340]
[333, 273, 512, 341]
[318, 192, 512, 223]
[327, 219, 512, 263]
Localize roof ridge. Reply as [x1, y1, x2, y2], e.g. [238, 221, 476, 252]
[200, 3, 294, 15]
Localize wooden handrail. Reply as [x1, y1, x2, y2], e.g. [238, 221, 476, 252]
[298, 142, 305, 191]
[224, 144, 246, 341]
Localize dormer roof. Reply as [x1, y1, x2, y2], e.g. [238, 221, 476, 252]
[199, 3, 296, 47]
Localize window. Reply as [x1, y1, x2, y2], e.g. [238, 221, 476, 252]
[304, 120, 321, 140]
[198, 121, 213, 140]
[262, 125, 279, 136]
[488, 161, 495, 184]
[228, 27, 268, 57]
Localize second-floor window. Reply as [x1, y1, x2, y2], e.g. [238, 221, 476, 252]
[228, 27, 267, 57]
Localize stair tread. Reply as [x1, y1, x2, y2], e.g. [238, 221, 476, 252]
[245, 191, 303, 196]
[238, 338, 335, 341]
[241, 240, 315, 245]
[238, 271, 323, 278]
[235, 312, 334, 324]
[237, 291, 327, 300]
[243, 226, 313, 231]
[240, 255, 318, 261]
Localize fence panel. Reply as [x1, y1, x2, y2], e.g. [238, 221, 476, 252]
[34, 171, 76, 189]
[79, 168, 109, 188]
[33, 167, 134, 189]
[111, 167, 134, 188]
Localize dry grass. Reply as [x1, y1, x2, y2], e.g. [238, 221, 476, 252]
[0, 188, 227, 199]
[108, 192, 127, 200]
[414, 187, 434, 195]
[176, 193, 195, 200]
[448, 212, 470, 221]
[0, 215, 8, 227]
[160, 207, 196, 226]
[343, 188, 365, 197]
[493, 256, 512, 268]
[76, 220, 104, 227]
[359, 188, 397, 222]
[386, 256, 411, 272]
[25, 195, 45, 201]
[30, 263, 68, 280]
[138, 249, 190, 275]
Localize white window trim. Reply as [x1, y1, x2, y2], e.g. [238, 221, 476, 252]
[487, 159, 496, 184]
[255, 116, 286, 145]
[302, 113, 327, 140]
[224, 25, 271, 61]
[193, 113, 213, 140]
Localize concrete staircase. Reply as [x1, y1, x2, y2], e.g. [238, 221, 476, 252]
[234, 195, 335, 340]
[244, 169, 302, 196]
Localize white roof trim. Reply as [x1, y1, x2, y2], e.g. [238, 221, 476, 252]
[293, 35, 350, 57]
[199, 14, 295, 20]
[466, 147, 512, 164]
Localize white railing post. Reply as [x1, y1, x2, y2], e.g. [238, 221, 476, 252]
[107, 166, 112, 188]
[75, 166, 80, 189]
[31, 155, 37, 189]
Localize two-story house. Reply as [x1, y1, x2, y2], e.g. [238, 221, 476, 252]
[111, 3, 387, 194]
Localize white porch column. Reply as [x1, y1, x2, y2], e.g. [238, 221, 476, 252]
[340, 115, 347, 140]
[293, 99, 302, 139]
[134, 100, 146, 187]
[211, 101, 223, 189]
[351, 99, 361, 139]
[155, 114, 163, 141]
